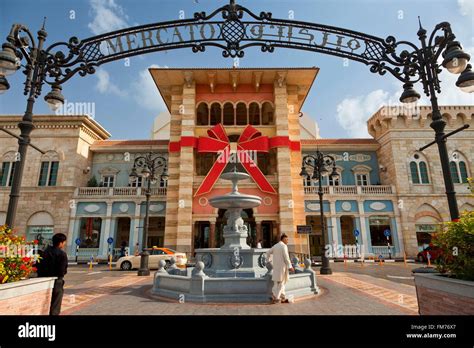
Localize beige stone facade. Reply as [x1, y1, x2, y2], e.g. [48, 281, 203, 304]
[0, 116, 110, 247]
[368, 105, 474, 256]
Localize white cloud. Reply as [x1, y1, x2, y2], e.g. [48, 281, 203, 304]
[336, 89, 394, 138]
[94, 65, 168, 113]
[88, 0, 129, 35]
[131, 64, 168, 111]
[458, 0, 474, 16]
[435, 45, 474, 106]
[95, 69, 126, 96]
[335, 46, 474, 138]
[436, 70, 474, 105]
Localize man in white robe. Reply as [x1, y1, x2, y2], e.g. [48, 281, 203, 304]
[266, 234, 294, 303]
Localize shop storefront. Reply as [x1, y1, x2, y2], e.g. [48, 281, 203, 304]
[415, 218, 440, 252]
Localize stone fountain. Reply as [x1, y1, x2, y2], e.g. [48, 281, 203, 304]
[151, 167, 319, 303]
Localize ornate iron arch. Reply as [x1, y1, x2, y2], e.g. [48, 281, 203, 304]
[8, 0, 456, 88]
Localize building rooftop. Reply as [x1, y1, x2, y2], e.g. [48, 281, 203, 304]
[149, 67, 319, 113]
[93, 140, 169, 146]
[301, 139, 378, 145]
[0, 115, 111, 140]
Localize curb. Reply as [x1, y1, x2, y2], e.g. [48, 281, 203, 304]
[316, 258, 415, 265]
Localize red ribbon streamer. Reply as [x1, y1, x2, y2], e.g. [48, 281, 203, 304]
[168, 124, 301, 196]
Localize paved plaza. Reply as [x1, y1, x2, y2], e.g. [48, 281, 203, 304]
[61, 262, 420, 315]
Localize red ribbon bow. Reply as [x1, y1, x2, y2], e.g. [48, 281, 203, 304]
[195, 124, 277, 196]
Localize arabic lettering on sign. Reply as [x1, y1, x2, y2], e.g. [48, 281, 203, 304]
[93, 22, 366, 59]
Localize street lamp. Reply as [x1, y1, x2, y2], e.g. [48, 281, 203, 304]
[129, 152, 168, 276]
[44, 85, 65, 111]
[300, 151, 339, 275]
[394, 19, 474, 221]
[0, 75, 10, 94]
[0, 21, 67, 228]
[456, 64, 474, 93]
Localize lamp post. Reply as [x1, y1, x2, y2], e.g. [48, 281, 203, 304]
[129, 152, 168, 276]
[300, 151, 339, 275]
[395, 19, 474, 221]
[0, 21, 67, 228]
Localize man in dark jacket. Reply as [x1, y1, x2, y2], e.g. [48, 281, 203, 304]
[37, 233, 68, 315]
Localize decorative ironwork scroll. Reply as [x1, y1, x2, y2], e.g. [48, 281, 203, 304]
[18, 0, 454, 86]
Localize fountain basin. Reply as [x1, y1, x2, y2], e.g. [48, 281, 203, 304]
[208, 194, 261, 209]
[151, 263, 319, 303]
[195, 247, 269, 277]
[151, 167, 319, 303]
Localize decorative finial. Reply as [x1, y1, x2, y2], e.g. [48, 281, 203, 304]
[42, 17, 47, 30]
[417, 16, 426, 37]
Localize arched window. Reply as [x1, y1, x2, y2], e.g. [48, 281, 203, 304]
[196, 103, 209, 125]
[236, 102, 247, 125]
[27, 212, 54, 250]
[0, 151, 17, 187]
[249, 102, 260, 125]
[410, 162, 419, 184]
[450, 161, 460, 183]
[410, 153, 430, 184]
[460, 161, 469, 183]
[450, 152, 469, 183]
[210, 103, 222, 125]
[223, 102, 234, 125]
[38, 151, 60, 187]
[261, 102, 274, 125]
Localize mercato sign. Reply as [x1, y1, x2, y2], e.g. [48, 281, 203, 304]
[95, 22, 365, 58]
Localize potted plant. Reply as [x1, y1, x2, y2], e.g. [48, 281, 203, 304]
[0, 225, 38, 283]
[87, 176, 99, 187]
[413, 179, 474, 315]
[0, 225, 56, 314]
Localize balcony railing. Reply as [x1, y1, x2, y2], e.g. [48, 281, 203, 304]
[333, 186, 358, 195]
[303, 186, 330, 195]
[76, 186, 167, 197]
[361, 186, 393, 195]
[77, 187, 109, 196]
[304, 185, 394, 195]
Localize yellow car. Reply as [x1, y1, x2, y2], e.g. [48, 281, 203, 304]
[116, 247, 187, 270]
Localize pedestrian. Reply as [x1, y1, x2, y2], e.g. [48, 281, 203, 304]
[120, 240, 127, 258]
[134, 242, 140, 256]
[256, 239, 263, 249]
[36, 233, 68, 315]
[266, 233, 294, 304]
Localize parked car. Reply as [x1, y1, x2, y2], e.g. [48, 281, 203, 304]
[116, 247, 187, 270]
[417, 245, 442, 263]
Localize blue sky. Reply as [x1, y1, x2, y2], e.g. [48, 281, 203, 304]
[1, 0, 473, 140]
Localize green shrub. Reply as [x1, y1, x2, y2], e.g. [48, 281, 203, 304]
[433, 211, 474, 281]
[87, 176, 98, 187]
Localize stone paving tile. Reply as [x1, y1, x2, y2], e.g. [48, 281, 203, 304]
[61, 275, 152, 314]
[65, 272, 417, 315]
[319, 273, 418, 313]
[339, 271, 417, 297]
